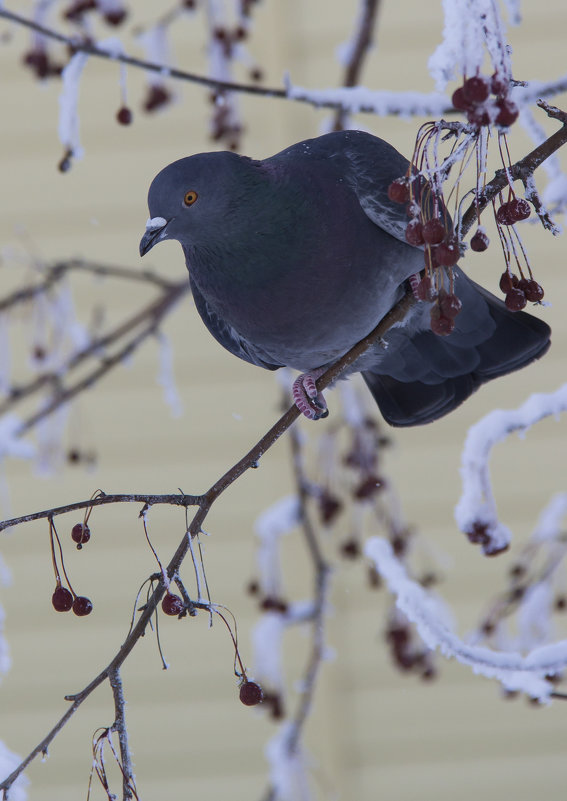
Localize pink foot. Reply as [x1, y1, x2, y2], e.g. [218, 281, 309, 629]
[292, 369, 328, 420]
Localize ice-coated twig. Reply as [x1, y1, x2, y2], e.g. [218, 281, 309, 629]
[366, 538, 567, 701]
[58, 51, 89, 161]
[455, 383, 567, 555]
[108, 667, 137, 801]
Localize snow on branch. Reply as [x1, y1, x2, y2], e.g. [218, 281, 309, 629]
[365, 538, 567, 701]
[455, 383, 567, 555]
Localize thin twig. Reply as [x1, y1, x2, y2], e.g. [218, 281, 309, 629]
[0, 288, 415, 795]
[333, 0, 382, 131]
[108, 668, 136, 801]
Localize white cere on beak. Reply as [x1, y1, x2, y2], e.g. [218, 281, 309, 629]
[146, 216, 167, 230]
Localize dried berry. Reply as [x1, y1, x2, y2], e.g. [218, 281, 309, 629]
[318, 491, 342, 525]
[470, 230, 489, 252]
[239, 680, 263, 706]
[467, 106, 490, 128]
[505, 288, 527, 312]
[405, 220, 424, 246]
[495, 98, 519, 127]
[143, 84, 171, 113]
[387, 179, 410, 204]
[438, 292, 462, 318]
[496, 198, 531, 225]
[523, 280, 544, 302]
[116, 106, 133, 125]
[340, 538, 361, 559]
[451, 86, 470, 112]
[430, 313, 455, 336]
[72, 596, 93, 616]
[103, 9, 128, 25]
[415, 275, 435, 301]
[52, 586, 73, 612]
[490, 72, 508, 96]
[422, 218, 446, 245]
[435, 240, 459, 266]
[162, 593, 184, 616]
[71, 522, 90, 547]
[463, 75, 490, 104]
[499, 271, 518, 293]
[260, 596, 288, 613]
[353, 474, 383, 499]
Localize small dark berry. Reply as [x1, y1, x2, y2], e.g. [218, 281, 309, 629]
[467, 521, 489, 545]
[239, 680, 263, 706]
[387, 179, 410, 204]
[524, 280, 544, 302]
[405, 220, 424, 246]
[103, 10, 128, 26]
[415, 276, 434, 301]
[116, 106, 133, 125]
[71, 522, 90, 547]
[470, 230, 489, 252]
[463, 76, 490, 104]
[555, 595, 567, 611]
[438, 291, 462, 318]
[340, 538, 360, 559]
[495, 98, 519, 127]
[67, 449, 81, 463]
[490, 72, 508, 96]
[52, 586, 73, 612]
[368, 565, 382, 588]
[505, 288, 527, 312]
[247, 580, 259, 596]
[435, 240, 459, 266]
[260, 596, 288, 614]
[430, 313, 455, 336]
[509, 197, 531, 221]
[467, 106, 490, 128]
[143, 84, 171, 113]
[451, 86, 470, 111]
[422, 218, 446, 245]
[499, 271, 518, 293]
[353, 474, 383, 499]
[318, 491, 342, 525]
[249, 67, 263, 82]
[162, 593, 184, 616]
[72, 596, 93, 616]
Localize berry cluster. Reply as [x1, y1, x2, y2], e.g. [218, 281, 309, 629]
[62, 0, 128, 26]
[499, 271, 544, 311]
[388, 179, 463, 336]
[451, 73, 519, 129]
[49, 518, 93, 616]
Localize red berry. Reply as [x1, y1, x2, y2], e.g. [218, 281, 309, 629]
[470, 230, 489, 252]
[463, 76, 490, 104]
[405, 220, 424, 246]
[495, 98, 519, 127]
[509, 197, 531, 221]
[499, 271, 518, 293]
[490, 72, 508, 96]
[52, 586, 73, 612]
[72, 596, 93, 616]
[505, 288, 527, 311]
[496, 198, 531, 225]
[143, 84, 171, 113]
[318, 491, 342, 525]
[435, 241, 459, 266]
[439, 292, 462, 318]
[415, 276, 434, 301]
[524, 280, 544, 302]
[467, 106, 490, 127]
[387, 179, 410, 204]
[103, 10, 127, 25]
[239, 680, 263, 706]
[249, 67, 263, 82]
[451, 86, 470, 111]
[353, 474, 383, 499]
[162, 593, 184, 616]
[422, 218, 446, 245]
[430, 313, 455, 336]
[71, 522, 90, 547]
[340, 538, 361, 559]
[116, 106, 133, 125]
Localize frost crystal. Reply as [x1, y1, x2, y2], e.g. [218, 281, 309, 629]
[58, 52, 89, 159]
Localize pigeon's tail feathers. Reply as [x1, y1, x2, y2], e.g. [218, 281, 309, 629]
[363, 290, 551, 427]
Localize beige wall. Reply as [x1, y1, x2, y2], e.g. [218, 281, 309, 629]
[1, 2, 567, 800]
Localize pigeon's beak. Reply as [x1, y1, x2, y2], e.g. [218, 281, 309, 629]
[139, 216, 169, 257]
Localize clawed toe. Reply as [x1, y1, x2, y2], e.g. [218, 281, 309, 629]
[292, 370, 328, 420]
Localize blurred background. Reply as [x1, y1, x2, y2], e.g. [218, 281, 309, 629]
[1, 1, 567, 799]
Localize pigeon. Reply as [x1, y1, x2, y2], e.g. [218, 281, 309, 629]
[140, 130, 550, 426]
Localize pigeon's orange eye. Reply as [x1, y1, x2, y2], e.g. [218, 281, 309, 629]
[184, 190, 198, 206]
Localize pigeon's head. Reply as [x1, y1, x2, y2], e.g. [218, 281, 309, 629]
[139, 151, 260, 257]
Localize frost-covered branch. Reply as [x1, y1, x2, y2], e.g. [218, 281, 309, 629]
[455, 383, 567, 555]
[366, 538, 567, 701]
